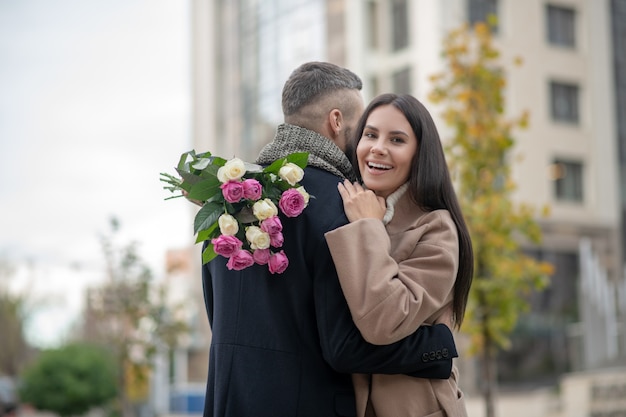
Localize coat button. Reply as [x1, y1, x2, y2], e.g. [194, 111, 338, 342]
[422, 353, 429, 362]
[429, 351, 436, 361]
[442, 348, 449, 358]
[436, 350, 442, 359]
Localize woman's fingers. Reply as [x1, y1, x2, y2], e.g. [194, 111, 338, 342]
[351, 181, 364, 193]
[338, 180, 386, 222]
[338, 179, 357, 199]
[337, 181, 349, 199]
[338, 179, 365, 197]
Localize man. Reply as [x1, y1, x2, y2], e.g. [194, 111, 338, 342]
[202, 62, 457, 417]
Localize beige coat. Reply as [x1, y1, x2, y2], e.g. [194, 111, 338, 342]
[325, 187, 467, 417]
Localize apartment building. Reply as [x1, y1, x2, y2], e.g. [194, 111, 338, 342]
[188, 0, 625, 391]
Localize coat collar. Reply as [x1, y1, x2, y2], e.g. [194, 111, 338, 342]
[383, 184, 428, 236]
[382, 182, 410, 225]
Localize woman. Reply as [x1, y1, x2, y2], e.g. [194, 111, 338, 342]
[325, 93, 473, 417]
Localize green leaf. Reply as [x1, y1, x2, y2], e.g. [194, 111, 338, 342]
[193, 202, 223, 234]
[188, 177, 222, 201]
[175, 168, 203, 186]
[202, 245, 218, 264]
[285, 152, 309, 169]
[198, 164, 220, 178]
[263, 152, 309, 174]
[212, 156, 228, 166]
[177, 150, 196, 171]
[263, 156, 287, 174]
[196, 221, 219, 243]
[192, 158, 214, 170]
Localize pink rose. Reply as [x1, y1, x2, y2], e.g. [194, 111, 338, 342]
[211, 235, 243, 257]
[269, 232, 284, 248]
[226, 249, 255, 270]
[220, 180, 244, 203]
[268, 250, 289, 274]
[242, 178, 262, 200]
[279, 188, 306, 217]
[252, 248, 271, 265]
[260, 216, 282, 234]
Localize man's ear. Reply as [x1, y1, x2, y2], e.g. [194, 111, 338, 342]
[328, 108, 343, 137]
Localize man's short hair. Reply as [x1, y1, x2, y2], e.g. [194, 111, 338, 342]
[281, 61, 363, 118]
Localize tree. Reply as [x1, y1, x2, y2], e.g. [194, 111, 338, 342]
[0, 258, 32, 377]
[81, 217, 188, 417]
[428, 22, 554, 417]
[19, 343, 117, 417]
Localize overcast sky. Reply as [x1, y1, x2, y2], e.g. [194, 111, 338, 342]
[0, 0, 193, 347]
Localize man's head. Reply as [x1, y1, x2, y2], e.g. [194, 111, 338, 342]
[281, 62, 364, 152]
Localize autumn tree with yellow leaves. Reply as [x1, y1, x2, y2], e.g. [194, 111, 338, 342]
[429, 22, 554, 417]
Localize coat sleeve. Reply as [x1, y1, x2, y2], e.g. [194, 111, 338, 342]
[325, 211, 459, 345]
[315, 215, 457, 378]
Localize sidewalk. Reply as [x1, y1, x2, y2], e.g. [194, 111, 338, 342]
[465, 387, 562, 417]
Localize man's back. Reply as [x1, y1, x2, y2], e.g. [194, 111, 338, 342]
[203, 167, 357, 417]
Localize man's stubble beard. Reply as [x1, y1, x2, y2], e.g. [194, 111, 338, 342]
[343, 127, 355, 161]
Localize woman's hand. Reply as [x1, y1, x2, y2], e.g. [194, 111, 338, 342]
[337, 180, 386, 222]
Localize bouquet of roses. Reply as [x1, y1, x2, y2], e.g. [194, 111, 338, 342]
[160, 150, 310, 274]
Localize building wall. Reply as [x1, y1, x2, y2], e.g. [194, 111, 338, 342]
[192, 0, 332, 162]
[347, 0, 620, 270]
[189, 0, 625, 388]
[345, 0, 623, 372]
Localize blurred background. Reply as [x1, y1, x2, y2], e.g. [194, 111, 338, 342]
[1, 0, 625, 417]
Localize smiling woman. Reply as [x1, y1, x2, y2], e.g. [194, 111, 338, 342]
[0, 0, 191, 348]
[326, 93, 474, 417]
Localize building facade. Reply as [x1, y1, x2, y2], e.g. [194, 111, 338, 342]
[188, 0, 626, 394]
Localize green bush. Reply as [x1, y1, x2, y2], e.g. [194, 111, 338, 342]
[19, 343, 117, 417]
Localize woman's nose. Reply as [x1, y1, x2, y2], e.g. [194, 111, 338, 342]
[370, 139, 387, 154]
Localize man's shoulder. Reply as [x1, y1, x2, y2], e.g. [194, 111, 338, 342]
[303, 165, 342, 179]
[298, 167, 348, 231]
[301, 166, 343, 189]
[301, 167, 344, 203]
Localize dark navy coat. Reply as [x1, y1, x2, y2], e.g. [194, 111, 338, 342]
[202, 167, 457, 417]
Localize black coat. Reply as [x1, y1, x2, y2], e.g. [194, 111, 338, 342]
[202, 167, 457, 417]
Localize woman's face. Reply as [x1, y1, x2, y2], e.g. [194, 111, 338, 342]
[356, 104, 418, 198]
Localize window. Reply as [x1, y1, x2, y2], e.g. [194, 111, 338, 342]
[369, 75, 380, 97]
[391, 0, 409, 51]
[392, 67, 412, 94]
[551, 159, 584, 202]
[366, 1, 379, 49]
[547, 5, 576, 47]
[550, 81, 579, 123]
[468, 0, 498, 31]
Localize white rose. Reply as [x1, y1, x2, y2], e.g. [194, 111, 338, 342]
[252, 198, 278, 220]
[217, 158, 246, 183]
[218, 213, 239, 236]
[296, 186, 310, 205]
[245, 226, 271, 250]
[278, 163, 304, 186]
